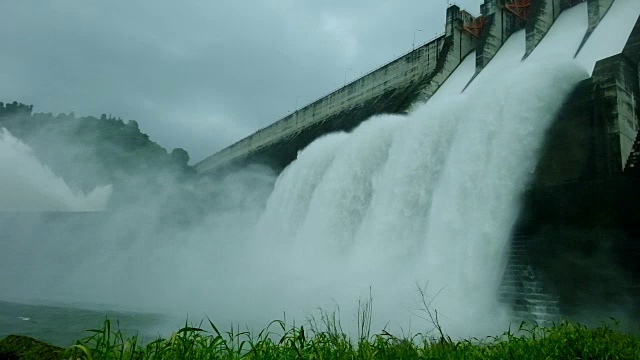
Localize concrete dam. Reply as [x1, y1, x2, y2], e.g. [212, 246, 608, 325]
[195, 0, 640, 323]
[2, 0, 640, 332]
[196, 0, 638, 175]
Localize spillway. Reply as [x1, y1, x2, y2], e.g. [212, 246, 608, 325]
[248, 0, 640, 331]
[2, 0, 640, 339]
[250, 0, 634, 335]
[577, 0, 640, 73]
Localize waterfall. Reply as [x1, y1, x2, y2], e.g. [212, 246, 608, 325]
[3, 0, 640, 340]
[253, 55, 587, 336]
[0, 128, 111, 212]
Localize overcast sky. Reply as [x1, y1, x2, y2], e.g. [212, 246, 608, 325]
[1, 0, 482, 163]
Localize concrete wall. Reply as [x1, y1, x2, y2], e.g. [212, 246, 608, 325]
[196, 5, 477, 174]
[576, 0, 614, 53]
[475, 0, 524, 71]
[532, 55, 639, 188]
[587, 0, 614, 33]
[524, 0, 563, 58]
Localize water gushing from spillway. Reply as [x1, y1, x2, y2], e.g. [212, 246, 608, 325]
[250, 58, 588, 337]
[4, 1, 640, 340]
[0, 128, 111, 212]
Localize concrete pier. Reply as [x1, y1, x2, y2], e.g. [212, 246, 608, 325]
[524, 0, 563, 58]
[474, 0, 525, 71]
[588, 0, 614, 33]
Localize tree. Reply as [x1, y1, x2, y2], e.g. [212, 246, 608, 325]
[170, 148, 190, 167]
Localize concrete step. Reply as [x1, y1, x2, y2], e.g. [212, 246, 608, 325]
[511, 314, 560, 324]
[500, 279, 547, 286]
[499, 291, 558, 301]
[502, 267, 529, 272]
[499, 282, 549, 291]
[511, 305, 560, 315]
[512, 309, 560, 318]
[499, 297, 558, 306]
[507, 308, 559, 316]
[508, 246, 528, 252]
[500, 277, 544, 283]
[512, 301, 560, 309]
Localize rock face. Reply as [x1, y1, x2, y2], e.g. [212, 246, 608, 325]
[0, 335, 64, 360]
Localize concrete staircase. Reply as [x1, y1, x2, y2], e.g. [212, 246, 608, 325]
[624, 130, 640, 175]
[499, 236, 561, 325]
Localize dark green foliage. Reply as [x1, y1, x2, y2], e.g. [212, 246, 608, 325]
[58, 318, 640, 360]
[171, 148, 191, 171]
[4, 318, 639, 359]
[0, 101, 195, 196]
[0, 335, 63, 360]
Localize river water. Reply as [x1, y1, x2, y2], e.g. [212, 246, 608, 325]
[0, 300, 172, 347]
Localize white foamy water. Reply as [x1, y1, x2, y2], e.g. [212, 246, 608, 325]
[252, 14, 592, 335]
[255, 133, 349, 245]
[427, 50, 476, 102]
[577, 0, 640, 74]
[0, 129, 111, 212]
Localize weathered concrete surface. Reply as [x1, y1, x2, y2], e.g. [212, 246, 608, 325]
[196, 5, 478, 174]
[524, 0, 563, 58]
[197, 0, 605, 175]
[533, 53, 639, 186]
[475, 0, 525, 71]
[511, 15, 640, 320]
[588, 0, 614, 33]
[575, 0, 614, 53]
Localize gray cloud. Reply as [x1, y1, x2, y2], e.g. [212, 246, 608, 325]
[0, 0, 482, 162]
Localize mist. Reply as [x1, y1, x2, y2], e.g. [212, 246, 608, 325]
[0, 54, 591, 340]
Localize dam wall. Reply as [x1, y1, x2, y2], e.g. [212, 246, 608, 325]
[197, 0, 630, 175]
[196, 5, 478, 174]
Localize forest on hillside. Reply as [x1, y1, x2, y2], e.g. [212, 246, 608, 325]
[0, 101, 197, 208]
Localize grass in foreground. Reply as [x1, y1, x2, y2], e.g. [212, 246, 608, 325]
[60, 318, 640, 360]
